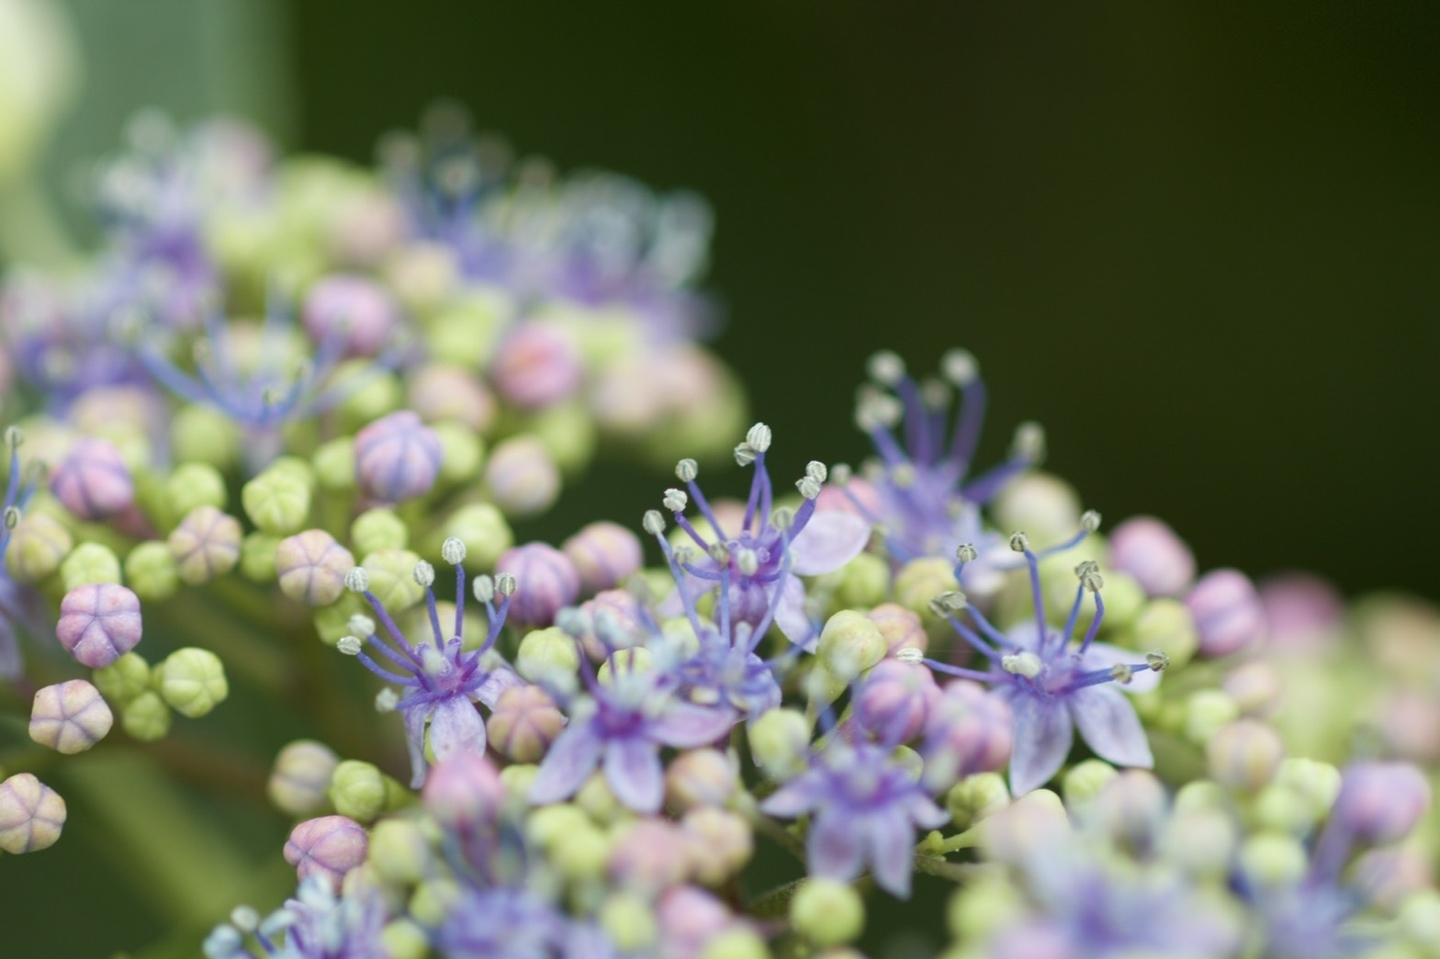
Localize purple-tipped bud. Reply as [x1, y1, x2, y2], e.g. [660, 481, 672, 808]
[1107, 516, 1196, 598]
[487, 685, 565, 763]
[1207, 719, 1285, 791]
[562, 521, 643, 594]
[167, 506, 242, 584]
[302, 274, 400, 358]
[920, 681, 1013, 793]
[29, 680, 114, 753]
[421, 751, 505, 830]
[1186, 569, 1266, 657]
[854, 659, 937, 744]
[407, 363, 496, 433]
[50, 438, 134, 521]
[867, 603, 929, 658]
[609, 820, 692, 894]
[0, 773, 67, 854]
[55, 583, 143, 668]
[275, 530, 356, 606]
[489, 324, 583, 409]
[483, 435, 560, 518]
[1258, 572, 1345, 654]
[495, 543, 579, 629]
[1332, 761, 1432, 846]
[666, 749, 739, 811]
[354, 410, 443, 503]
[283, 815, 367, 889]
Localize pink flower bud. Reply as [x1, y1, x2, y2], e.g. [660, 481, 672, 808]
[1376, 691, 1440, 765]
[1258, 573, 1344, 654]
[407, 363, 496, 433]
[1221, 660, 1283, 718]
[167, 506, 242, 584]
[1107, 516, 1195, 598]
[29, 680, 113, 753]
[609, 820, 691, 893]
[576, 589, 646, 661]
[657, 886, 735, 959]
[275, 530, 355, 606]
[284, 815, 367, 889]
[50, 438, 134, 521]
[854, 659, 936, 744]
[55, 583, 143, 668]
[490, 324, 583, 409]
[496, 543, 580, 629]
[487, 685, 565, 763]
[422, 751, 505, 830]
[867, 603, 928, 658]
[1206, 719, 1284, 791]
[920, 680, 1013, 792]
[354, 410, 443, 503]
[303, 274, 400, 358]
[1186, 569, 1266, 657]
[0, 773, 66, 854]
[1333, 761, 1432, 845]
[483, 436, 560, 518]
[563, 521, 643, 594]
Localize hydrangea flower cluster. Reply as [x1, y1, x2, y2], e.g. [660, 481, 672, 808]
[0, 110, 1437, 959]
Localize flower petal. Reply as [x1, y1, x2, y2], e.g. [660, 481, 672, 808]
[650, 702, 737, 748]
[474, 666, 526, 708]
[1081, 642, 1162, 695]
[528, 722, 602, 805]
[603, 738, 664, 814]
[1069, 685, 1154, 769]
[866, 810, 917, 898]
[808, 812, 866, 882]
[428, 696, 487, 762]
[907, 792, 951, 831]
[759, 776, 821, 818]
[1007, 689, 1074, 796]
[402, 704, 431, 788]
[790, 511, 871, 576]
[773, 574, 816, 650]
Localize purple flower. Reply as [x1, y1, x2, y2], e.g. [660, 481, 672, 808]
[0, 430, 44, 679]
[760, 739, 948, 898]
[203, 876, 389, 959]
[338, 540, 523, 787]
[435, 886, 617, 959]
[920, 528, 1167, 795]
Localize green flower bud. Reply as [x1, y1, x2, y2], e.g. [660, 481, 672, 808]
[597, 647, 653, 686]
[268, 740, 339, 816]
[268, 456, 316, 491]
[834, 552, 889, 610]
[499, 763, 539, 805]
[407, 877, 461, 927]
[170, 405, 239, 468]
[1184, 689, 1240, 746]
[121, 690, 171, 741]
[313, 437, 357, 491]
[1160, 807, 1237, 876]
[748, 708, 812, 781]
[157, 647, 229, 718]
[1207, 719, 1284, 791]
[329, 759, 388, 823]
[336, 363, 403, 430]
[351, 508, 408, 556]
[380, 920, 429, 959]
[92, 652, 150, 705]
[434, 503, 512, 569]
[1274, 757, 1342, 821]
[947, 875, 1025, 941]
[992, 471, 1081, 544]
[791, 878, 865, 947]
[358, 549, 425, 611]
[514, 627, 579, 686]
[6, 513, 72, 583]
[167, 506, 242, 584]
[163, 462, 228, 520]
[123, 541, 179, 601]
[1174, 779, 1227, 813]
[312, 593, 367, 646]
[600, 893, 659, 953]
[550, 822, 611, 880]
[947, 772, 1011, 830]
[240, 532, 281, 582]
[526, 803, 590, 849]
[59, 542, 121, 591]
[242, 470, 311, 536]
[1252, 783, 1318, 835]
[893, 557, 959, 621]
[575, 772, 628, 826]
[817, 610, 885, 681]
[368, 817, 432, 886]
[432, 422, 484, 485]
[1128, 598, 1199, 669]
[425, 296, 507, 367]
[1063, 759, 1119, 808]
[523, 401, 597, 475]
[1398, 891, 1440, 952]
[1239, 831, 1308, 888]
[698, 928, 770, 959]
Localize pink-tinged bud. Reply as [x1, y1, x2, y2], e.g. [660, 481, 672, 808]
[496, 543, 580, 629]
[657, 886, 735, 958]
[563, 521, 643, 594]
[1258, 573, 1345, 654]
[920, 681, 1013, 793]
[29, 680, 113, 753]
[666, 749, 739, 810]
[275, 530, 355, 606]
[1186, 569, 1266, 657]
[867, 603, 928, 658]
[487, 685, 565, 763]
[576, 590, 645, 661]
[1090, 770, 1168, 847]
[483, 436, 560, 518]
[609, 820, 691, 894]
[1332, 761, 1432, 846]
[50, 437, 134, 521]
[1207, 719, 1285, 791]
[1108, 516, 1196, 598]
[329, 190, 405, 267]
[55, 583, 143, 668]
[354, 411, 443, 503]
[303, 274, 401, 358]
[167, 506, 242, 584]
[1222, 660, 1283, 718]
[681, 807, 753, 885]
[0, 773, 67, 854]
[284, 815, 368, 889]
[1352, 846, 1435, 912]
[854, 659, 936, 744]
[814, 476, 882, 518]
[1377, 691, 1440, 765]
[489, 324, 583, 409]
[422, 752, 505, 830]
[407, 363, 496, 434]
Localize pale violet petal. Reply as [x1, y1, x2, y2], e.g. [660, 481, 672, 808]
[1007, 688, 1074, 795]
[528, 722, 603, 805]
[651, 702, 737, 748]
[808, 813, 866, 882]
[759, 776, 820, 818]
[866, 810, 918, 898]
[603, 738, 664, 814]
[475, 666, 527, 708]
[773, 574, 816, 649]
[1069, 685, 1154, 769]
[790, 511, 871, 576]
[402, 704, 431, 788]
[428, 697, 487, 762]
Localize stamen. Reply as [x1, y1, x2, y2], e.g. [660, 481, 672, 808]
[771, 507, 795, 531]
[733, 443, 756, 467]
[472, 575, 495, 603]
[495, 573, 517, 596]
[1145, 651, 1170, 672]
[1110, 663, 1134, 684]
[896, 647, 924, 664]
[347, 614, 376, 639]
[413, 561, 436, 587]
[805, 460, 827, 482]
[1011, 421, 1046, 464]
[745, 422, 773, 453]
[337, 636, 362, 655]
[663, 488, 689, 512]
[1001, 652, 1043, 678]
[867, 350, 906, 386]
[375, 688, 399, 712]
[955, 543, 978, 563]
[830, 462, 852, 485]
[675, 458, 699, 482]
[642, 509, 666, 535]
[796, 476, 821, 500]
[1080, 509, 1102, 533]
[344, 568, 370, 593]
[1009, 531, 1030, 553]
[441, 537, 467, 565]
[941, 348, 978, 386]
[735, 548, 760, 576]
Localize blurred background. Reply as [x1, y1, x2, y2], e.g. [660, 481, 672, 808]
[2, 1, 1439, 956]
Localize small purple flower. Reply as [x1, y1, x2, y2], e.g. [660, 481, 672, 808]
[353, 410, 443, 503]
[338, 540, 522, 787]
[203, 875, 389, 959]
[495, 543, 580, 629]
[55, 583, 144, 669]
[436, 885, 614, 959]
[760, 739, 948, 898]
[49, 437, 134, 521]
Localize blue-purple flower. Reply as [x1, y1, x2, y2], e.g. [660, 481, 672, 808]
[202, 876, 388, 959]
[0, 428, 44, 679]
[435, 886, 617, 959]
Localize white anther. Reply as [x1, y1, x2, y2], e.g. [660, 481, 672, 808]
[413, 560, 436, 587]
[230, 907, 260, 933]
[941, 348, 978, 386]
[674, 544, 695, 564]
[771, 507, 795, 531]
[642, 509, 666, 535]
[708, 542, 731, 565]
[4, 426, 23, 449]
[856, 391, 903, 431]
[495, 573, 517, 596]
[1080, 510, 1102, 533]
[745, 423, 773, 453]
[736, 548, 759, 576]
[867, 350, 906, 385]
[1075, 560, 1104, 592]
[956, 543, 978, 563]
[921, 378, 951, 410]
[1009, 531, 1030, 553]
[796, 476, 821, 500]
[663, 488, 689, 512]
[733, 443, 756, 467]
[1146, 651, 1171, 672]
[347, 614, 375, 639]
[472, 575, 495, 603]
[896, 647, 924, 665]
[891, 462, 916, 490]
[344, 567, 370, 593]
[441, 537, 467, 565]
[1012, 421, 1046, 463]
[375, 688, 399, 713]
[1002, 652, 1043, 679]
[675, 458, 699, 482]
[421, 645, 449, 677]
[1110, 663, 1134, 685]
[806, 461, 827, 482]
[830, 462, 852, 485]
[337, 635, 362, 655]
[3, 506, 19, 530]
[935, 590, 968, 613]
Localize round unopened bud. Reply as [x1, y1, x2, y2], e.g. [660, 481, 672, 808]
[1160, 806, 1238, 877]
[268, 740, 340, 816]
[682, 807, 753, 885]
[29, 680, 113, 754]
[422, 751, 505, 830]
[487, 685, 565, 763]
[1090, 770, 1168, 847]
[1239, 832, 1308, 888]
[284, 815, 368, 889]
[495, 543, 580, 628]
[600, 893, 660, 954]
[121, 690, 171, 741]
[0, 774, 66, 854]
[562, 521, 643, 594]
[1129, 598, 1199, 670]
[59, 542, 121, 591]
[407, 363, 496, 434]
[275, 530, 355, 606]
[437, 502, 512, 568]
[92, 652, 150, 705]
[1221, 660, 1282, 717]
[1108, 516, 1196, 598]
[791, 877, 865, 947]
[167, 505, 242, 584]
[1207, 719, 1285, 791]
[854, 659, 936, 744]
[6, 513, 72, 582]
[483, 435, 560, 518]
[515, 627, 581, 686]
[328, 760, 388, 822]
[666, 749, 739, 811]
[351, 507, 408, 555]
[1062, 759, 1119, 808]
[124, 541, 180, 601]
[50, 438, 133, 520]
[368, 818, 432, 887]
[354, 411, 443, 503]
[945, 772, 1011, 830]
[609, 819, 691, 893]
[817, 610, 886, 681]
[1332, 761, 1432, 846]
[56, 583, 143, 668]
[748, 708, 812, 781]
[164, 462, 228, 518]
[358, 549, 426, 610]
[490, 323, 583, 409]
[1184, 689, 1240, 745]
[893, 557, 960, 619]
[921, 682, 1014, 792]
[240, 532, 280, 584]
[1186, 568, 1266, 657]
[157, 647, 228, 718]
[868, 603, 928, 657]
[303, 274, 400, 358]
[241, 469, 312, 536]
